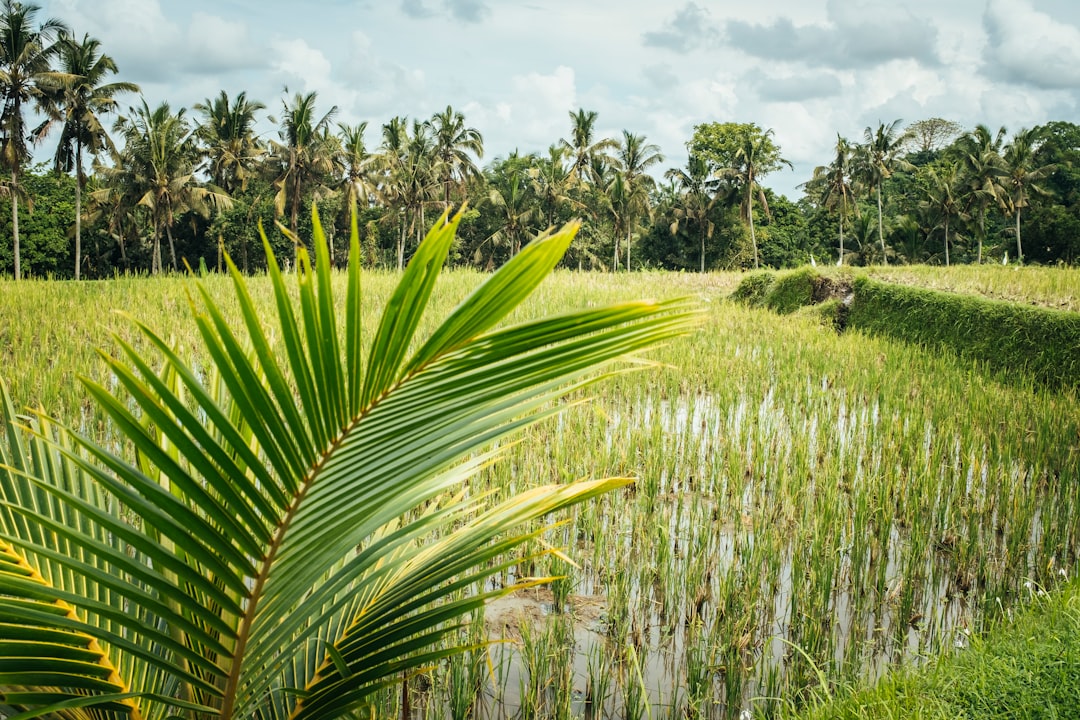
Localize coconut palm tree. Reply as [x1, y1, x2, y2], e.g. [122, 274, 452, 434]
[612, 130, 662, 270]
[921, 162, 967, 266]
[425, 104, 483, 210]
[0, 209, 698, 720]
[955, 124, 1007, 263]
[560, 108, 617, 186]
[809, 135, 856, 266]
[382, 119, 438, 269]
[665, 153, 719, 272]
[528, 143, 576, 229]
[336, 121, 378, 230]
[271, 91, 338, 245]
[194, 89, 266, 196]
[723, 127, 791, 269]
[113, 99, 232, 273]
[854, 120, 912, 265]
[484, 154, 537, 262]
[1002, 126, 1055, 262]
[0, 0, 67, 279]
[49, 31, 138, 279]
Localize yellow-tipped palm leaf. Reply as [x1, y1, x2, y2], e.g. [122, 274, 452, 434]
[0, 208, 698, 720]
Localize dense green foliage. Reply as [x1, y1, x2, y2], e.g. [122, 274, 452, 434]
[788, 581, 1080, 720]
[848, 276, 1080, 389]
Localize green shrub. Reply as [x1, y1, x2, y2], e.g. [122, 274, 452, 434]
[848, 276, 1080, 390]
[730, 270, 775, 306]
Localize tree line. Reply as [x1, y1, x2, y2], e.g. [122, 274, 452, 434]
[1, 2, 1078, 279]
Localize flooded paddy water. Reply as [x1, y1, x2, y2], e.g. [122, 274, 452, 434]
[406, 299, 1080, 720]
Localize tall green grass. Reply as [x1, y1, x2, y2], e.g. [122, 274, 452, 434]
[2, 268, 1078, 718]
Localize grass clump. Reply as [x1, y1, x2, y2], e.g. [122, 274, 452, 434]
[765, 267, 819, 314]
[848, 276, 1080, 390]
[731, 269, 775, 306]
[785, 581, 1080, 720]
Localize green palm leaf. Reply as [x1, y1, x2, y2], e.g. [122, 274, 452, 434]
[0, 207, 699, 720]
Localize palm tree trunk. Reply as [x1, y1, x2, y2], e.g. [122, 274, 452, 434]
[1015, 211, 1023, 261]
[748, 197, 759, 270]
[397, 215, 406, 271]
[75, 145, 83, 280]
[876, 184, 887, 266]
[166, 219, 178, 271]
[838, 214, 845, 266]
[152, 222, 162, 275]
[700, 226, 706, 273]
[291, 179, 302, 267]
[12, 185, 20, 280]
[625, 223, 631, 272]
[977, 211, 985, 264]
[944, 217, 950, 267]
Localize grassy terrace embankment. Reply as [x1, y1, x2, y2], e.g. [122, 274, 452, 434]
[733, 265, 1080, 391]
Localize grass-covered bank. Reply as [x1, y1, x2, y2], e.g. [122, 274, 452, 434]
[848, 276, 1080, 390]
[732, 266, 1080, 390]
[784, 579, 1080, 720]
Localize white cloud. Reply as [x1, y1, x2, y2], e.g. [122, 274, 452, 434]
[186, 12, 262, 74]
[52, 0, 182, 81]
[983, 0, 1080, 89]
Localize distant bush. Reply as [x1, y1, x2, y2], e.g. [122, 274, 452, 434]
[848, 277, 1080, 390]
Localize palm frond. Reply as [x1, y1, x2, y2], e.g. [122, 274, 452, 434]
[0, 207, 699, 720]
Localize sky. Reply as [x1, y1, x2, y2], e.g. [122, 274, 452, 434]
[37, 0, 1080, 198]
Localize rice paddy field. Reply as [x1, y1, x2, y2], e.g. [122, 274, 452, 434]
[1, 264, 1078, 719]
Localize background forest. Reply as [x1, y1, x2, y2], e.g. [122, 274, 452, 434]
[2, 2, 1079, 280]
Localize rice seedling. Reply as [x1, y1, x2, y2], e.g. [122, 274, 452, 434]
[2, 263, 1078, 718]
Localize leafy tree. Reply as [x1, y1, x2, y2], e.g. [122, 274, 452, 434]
[111, 99, 232, 272]
[49, 31, 137, 279]
[665, 153, 718, 272]
[378, 117, 438, 269]
[713, 125, 791, 269]
[0, 210, 697, 720]
[560, 108, 617, 186]
[921, 162, 967, 266]
[904, 117, 963, 154]
[271, 91, 338, 246]
[854, 120, 913, 265]
[528, 143, 576, 229]
[0, 162, 74, 276]
[807, 135, 856, 265]
[612, 130, 662, 270]
[0, 0, 67, 279]
[954, 124, 1007, 263]
[425, 104, 483, 209]
[1002, 126, 1055, 261]
[194, 90, 266, 196]
[482, 152, 538, 262]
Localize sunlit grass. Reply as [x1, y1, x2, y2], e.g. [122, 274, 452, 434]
[1, 267, 1077, 718]
[864, 264, 1080, 311]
